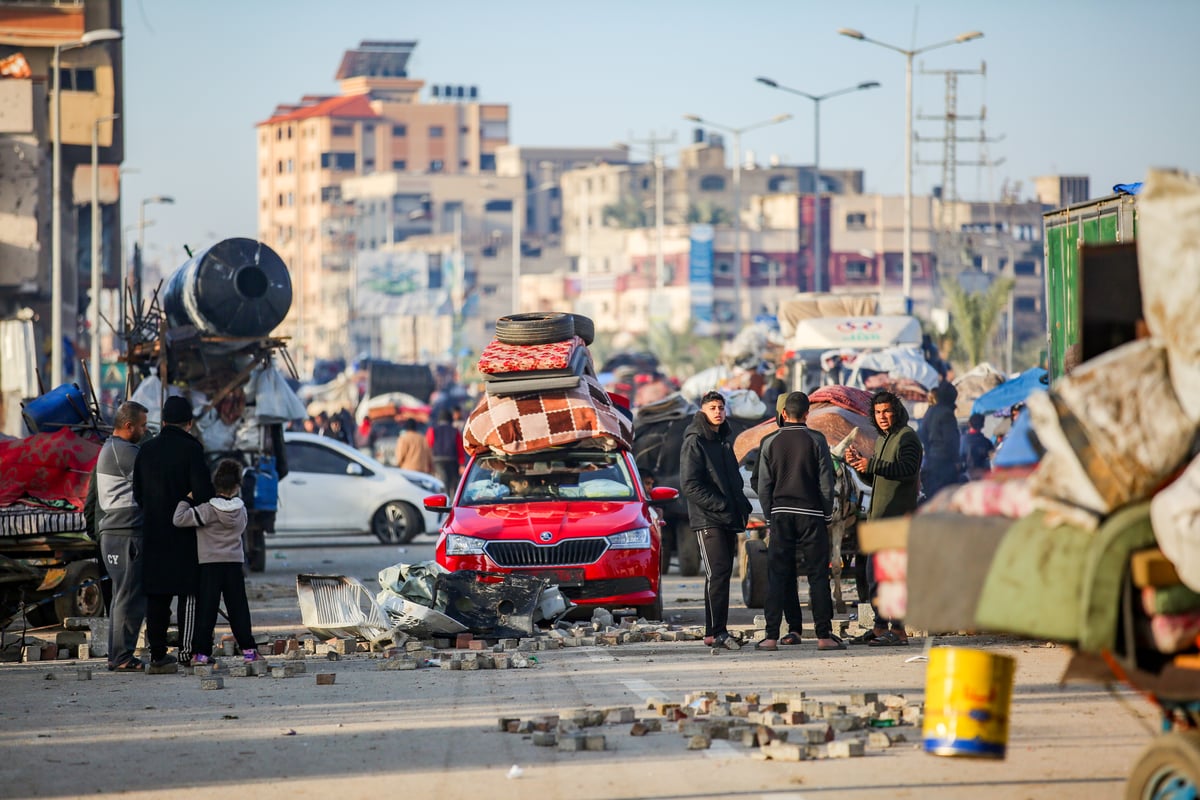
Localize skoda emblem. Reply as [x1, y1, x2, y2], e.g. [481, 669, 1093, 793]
[539, 531, 553, 542]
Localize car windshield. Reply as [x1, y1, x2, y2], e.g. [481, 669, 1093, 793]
[459, 451, 637, 505]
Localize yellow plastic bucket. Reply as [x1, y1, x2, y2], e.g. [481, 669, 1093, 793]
[923, 646, 1016, 759]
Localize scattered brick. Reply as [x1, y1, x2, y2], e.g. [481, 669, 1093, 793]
[76, 668, 92, 681]
[686, 734, 711, 750]
[200, 677, 224, 690]
[532, 731, 557, 747]
[315, 673, 336, 686]
[827, 740, 866, 758]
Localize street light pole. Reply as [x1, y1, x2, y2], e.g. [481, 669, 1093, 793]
[49, 28, 122, 387]
[681, 113, 791, 331]
[511, 193, 522, 314]
[137, 195, 174, 310]
[838, 27, 982, 313]
[90, 112, 119, 376]
[756, 78, 880, 294]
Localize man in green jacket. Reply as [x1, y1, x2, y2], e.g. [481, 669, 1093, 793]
[844, 390, 923, 646]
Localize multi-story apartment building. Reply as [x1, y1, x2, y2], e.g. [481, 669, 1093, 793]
[1034, 174, 1090, 208]
[0, 0, 123, 376]
[256, 40, 510, 371]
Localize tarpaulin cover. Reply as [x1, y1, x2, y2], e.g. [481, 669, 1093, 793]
[777, 295, 879, 338]
[0, 428, 101, 509]
[850, 346, 940, 390]
[992, 409, 1041, 468]
[953, 363, 1007, 419]
[971, 367, 1048, 416]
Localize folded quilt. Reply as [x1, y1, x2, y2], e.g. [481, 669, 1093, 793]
[478, 336, 584, 376]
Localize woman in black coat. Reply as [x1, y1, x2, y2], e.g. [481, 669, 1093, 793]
[918, 381, 962, 502]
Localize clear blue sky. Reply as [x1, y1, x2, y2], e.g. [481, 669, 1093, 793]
[120, 0, 1200, 267]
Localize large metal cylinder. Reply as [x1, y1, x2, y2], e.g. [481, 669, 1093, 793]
[163, 238, 292, 337]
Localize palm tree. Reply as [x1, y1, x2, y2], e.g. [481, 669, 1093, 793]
[940, 273, 1015, 367]
[686, 201, 733, 226]
[601, 197, 649, 229]
[630, 321, 723, 379]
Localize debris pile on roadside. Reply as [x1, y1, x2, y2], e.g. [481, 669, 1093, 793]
[497, 689, 922, 759]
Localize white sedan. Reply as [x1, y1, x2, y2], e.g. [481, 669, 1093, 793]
[277, 432, 444, 543]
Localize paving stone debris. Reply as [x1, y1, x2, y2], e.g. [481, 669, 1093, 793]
[315, 673, 336, 685]
[199, 677, 224, 690]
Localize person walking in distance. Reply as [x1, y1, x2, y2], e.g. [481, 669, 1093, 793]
[394, 418, 435, 474]
[754, 392, 843, 652]
[918, 381, 962, 501]
[844, 390, 923, 646]
[133, 396, 215, 670]
[172, 459, 263, 665]
[680, 391, 752, 651]
[426, 410, 466, 492]
[84, 401, 150, 672]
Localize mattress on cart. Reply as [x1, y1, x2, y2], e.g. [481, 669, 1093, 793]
[0, 503, 87, 538]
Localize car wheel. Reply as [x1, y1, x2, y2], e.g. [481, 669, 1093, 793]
[1125, 732, 1200, 800]
[494, 312, 575, 345]
[54, 561, 105, 623]
[636, 594, 664, 622]
[372, 501, 422, 545]
[740, 538, 769, 609]
[675, 522, 701, 577]
[569, 314, 595, 345]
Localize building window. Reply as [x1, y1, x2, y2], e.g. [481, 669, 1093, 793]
[641, 177, 650, 190]
[392, 159, 407, 170]
[429, 159, 445, 172]
[715, 260, 732, 275]
[392, 124, 407, 137]
[484, 199, 513, 212]
[1014, 260, 1038, 276]
[481, 120, 508, 140]
[846, 212, 868, 229]
[972, 255, 984, 268]
[59, 67, 97, 91]
[276, 160, 283, 175]
[1015, 296, 1039, 313]
[287, 125, 294, 139]
[699, 175, 726, 192]
[332, 124, 353, 137]
[277, 194, 284, 207]
[480, 153, 496, 171]
[845, 260, 869, 280]
[287, 192, 294, 207]
[768, 175, 793, 192]
[460, 126, 469, 134]
[429, 125, 445, 138]
[276, 128, 282, 141]
[461, 160, 470, 168]
[286, 158, 294, 173]
[319, 152, 356, 171]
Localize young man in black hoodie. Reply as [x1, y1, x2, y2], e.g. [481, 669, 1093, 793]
[754, 392, 842, 651]
[680, 390, 752, 650]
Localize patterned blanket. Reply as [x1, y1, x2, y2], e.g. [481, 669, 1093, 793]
[809, 385, 873, 417]
[478, 336, 585, 375]
[0, 428, 102, 510]
[464, 373, 634, 456]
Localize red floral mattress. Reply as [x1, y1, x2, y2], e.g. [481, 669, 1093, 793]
[464, 373, 633, 456]
[478, 336, 585, 376]
[0, 428, 102, 509]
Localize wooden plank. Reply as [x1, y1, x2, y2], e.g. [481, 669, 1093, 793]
[1130, 548, 1182, 588]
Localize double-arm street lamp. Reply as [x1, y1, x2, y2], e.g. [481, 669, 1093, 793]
[50, 27, 122, 387]
[90, 112, 119, 375]
[755, 78, 880, 294]
[682, 113, 791, 330]
[838, 26, 982, 312]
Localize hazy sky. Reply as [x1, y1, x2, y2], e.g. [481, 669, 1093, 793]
[120, 0, 1200, 268]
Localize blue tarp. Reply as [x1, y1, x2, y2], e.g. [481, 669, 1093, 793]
[1113, 182, 1143, 196]
[993, 408, 1041, 467]
[972, 367, 1049, 415]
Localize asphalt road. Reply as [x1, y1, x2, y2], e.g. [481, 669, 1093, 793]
[0, 532, 1163, 799]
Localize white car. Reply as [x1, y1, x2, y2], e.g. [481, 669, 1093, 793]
[277, 432, 444, 543]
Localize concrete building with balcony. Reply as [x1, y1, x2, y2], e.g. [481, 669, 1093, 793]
[0, 0, 123, 376]
[256, 40, 510, 371]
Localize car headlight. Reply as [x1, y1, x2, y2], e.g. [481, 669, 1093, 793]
[607, 527, 651, 550]
[445, 534, 486, 556]
[405, 474, 444, 494]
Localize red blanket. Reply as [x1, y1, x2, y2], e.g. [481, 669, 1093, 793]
[464, 373, 633, 456]
[809, 385, 873, 417]
[477, 336, 584, 375]
[0, 429, 103, 509]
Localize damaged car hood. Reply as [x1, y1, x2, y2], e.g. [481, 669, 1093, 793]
[447, 501, 647, 541]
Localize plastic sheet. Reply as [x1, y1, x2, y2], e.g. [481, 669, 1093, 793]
[251, 364, 307, 423]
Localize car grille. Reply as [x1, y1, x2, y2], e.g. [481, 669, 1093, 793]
[486, 539, 608, 567]
[561, 577, 652, 600]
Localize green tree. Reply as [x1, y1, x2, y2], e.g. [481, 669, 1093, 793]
[628, 321, 723, 380]
[941, 273, 1015, 368]
[601, 197, 649, 228]
[686, 201, 733, 226]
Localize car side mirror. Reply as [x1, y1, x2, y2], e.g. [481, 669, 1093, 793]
[423, 494, 449, 511]
[346, 462, 364, 476]
[648, 486, 679, 505]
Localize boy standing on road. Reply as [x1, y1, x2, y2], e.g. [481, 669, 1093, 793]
[754, 392, 841, 652]
[680, 390, 752, 651]
[172, 459, 263, 665]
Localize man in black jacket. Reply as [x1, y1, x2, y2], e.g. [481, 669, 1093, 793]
[133, 396, 215, 670]
[918, 381, 962, 501]
[680, 391, 752, 650]
[754, 392, 841, 651]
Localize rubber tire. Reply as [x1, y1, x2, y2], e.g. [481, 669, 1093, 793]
[1125, 732, 1200, 800]
[569, 314, 595, 345]
[741, 538, 769, 609]
[675, 521, 701, 577]
[372, 501, 422, 545]
[636, 593, 664, 622]
[54, 561, 104, 623]
[246, 525, 266, 573]
[494, 312, 575, 346]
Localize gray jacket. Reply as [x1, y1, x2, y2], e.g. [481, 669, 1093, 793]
[172, 496, 247, 564]
[85, 437, 143, 536]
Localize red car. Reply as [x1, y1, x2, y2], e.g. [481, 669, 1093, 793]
[424, 448, 677, 619]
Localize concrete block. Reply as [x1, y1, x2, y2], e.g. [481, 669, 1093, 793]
[500, 638, 519, 650]
[686, 734, 711, 750]
[827, 739, 866, 758]
[57, 649, 72, 660]
[247, 661, 269, 676]
[492, 653, 510, 670]
[532, 731, 557, 747]
[39, 644, 58, 661]
[440, 658, 460, 670]
[585, 734, 606, 751]
[55, 630, 88, 648]
[466, 639, 486, 651]
[797, 723, 835, 744]
[882, 694, 906, 709]
[76, 668, 92, 681]
[284, 638, 301, 653]
[221, 638, 236, 657]
[77, 644, 91, 660]
[531, 715, 558, 732]
[850, 692, 879, 705]
[284, 649, 306, 661]
[867, 731, 893, 749]
[584, 710, 605, 727]
[604, 707, 636, 724]
[762, 743, 806, 761]
[200, 677, 224, 690]
[510, 655, 531, 669]
[270, 666, 292, 678]
[557, 734, 585, 752]
[146, 661, 178, 675]
[630, 722, 651, 736]
[828, 715, 864, 733]
[325, 651, 341, 662]
[227, 665, 249, 678]
[857, 603, 876, 629]
[378, 658, 417, 671]
[316, 673, 336, 685]
[194, 665, 216, 677]
[579, 636, 597, 646]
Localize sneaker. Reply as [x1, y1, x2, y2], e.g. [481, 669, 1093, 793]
[149, 654, 178, 669]
[192, 654, 213, 666]
[243, 650, 263, 663]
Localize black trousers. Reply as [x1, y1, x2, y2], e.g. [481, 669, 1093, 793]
[696, 528, 738, 637]
[99, 532, 145, 667]
[765, 514, 833, 640]
[192, 562, 256, 657]
[434, 457, 460, 495]
[145, 593, 196, 662]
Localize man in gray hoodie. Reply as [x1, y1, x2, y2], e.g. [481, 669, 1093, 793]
[84, 401, 149, 671]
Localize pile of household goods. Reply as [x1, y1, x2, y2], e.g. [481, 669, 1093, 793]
[464, 313, 633, 455]
[861, 169, 1200, 672]
[733, 385, 879, 464]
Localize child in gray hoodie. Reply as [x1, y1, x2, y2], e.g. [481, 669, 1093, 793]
[173, 459, 263, 664]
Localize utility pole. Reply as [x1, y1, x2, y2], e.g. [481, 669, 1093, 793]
[627, 131, 676, 296]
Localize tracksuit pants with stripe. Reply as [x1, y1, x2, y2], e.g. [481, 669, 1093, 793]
[696, 527, 739, 638]
[145, 593, 196, 663]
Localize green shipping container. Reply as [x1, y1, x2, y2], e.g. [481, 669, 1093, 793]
[1042, 194, 1138, 380]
